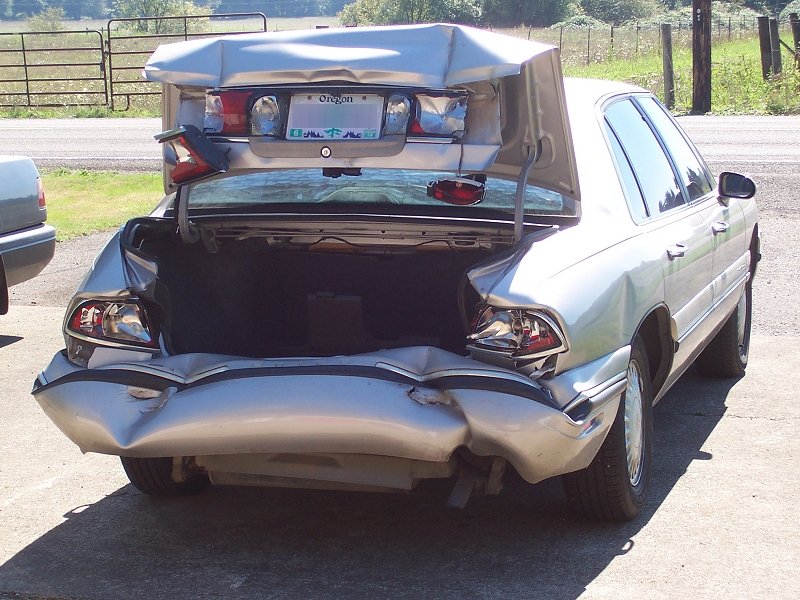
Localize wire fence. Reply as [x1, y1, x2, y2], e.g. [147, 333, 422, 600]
[0, 15, 793, 110]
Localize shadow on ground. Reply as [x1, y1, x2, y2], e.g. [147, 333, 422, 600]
[0, 369, 738, 600]
[0, 335, 22, 349]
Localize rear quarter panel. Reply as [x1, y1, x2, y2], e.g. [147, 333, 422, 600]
[0, 156, 45, 235]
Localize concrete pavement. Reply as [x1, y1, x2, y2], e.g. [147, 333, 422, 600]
[1, 304, 798, 599]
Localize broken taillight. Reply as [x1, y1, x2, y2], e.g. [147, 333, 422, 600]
[155, 125, 229, 186]
[468, 307, 567, 358]
[66, 300, 158, 349]
[204, 90, 252, 136]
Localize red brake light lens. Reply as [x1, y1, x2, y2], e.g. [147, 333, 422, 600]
[155, 125, 229, 186]
[427, 175, 486, 206]
[205, 91, 252, 136]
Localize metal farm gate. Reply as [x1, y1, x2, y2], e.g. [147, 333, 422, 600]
[0, 29, 107, 108]
[106, 13, 267, 110]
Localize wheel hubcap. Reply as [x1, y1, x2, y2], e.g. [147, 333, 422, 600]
[624, 360, 645, 487]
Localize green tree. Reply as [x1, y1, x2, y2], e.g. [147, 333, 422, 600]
[482, 0, 571, 27]
[579, 0, 661, 25]
[338, 0, 481, 25]
[111, 0, 210, 32]
[13, 0, 47, 17]
[26, 5, 65, 30]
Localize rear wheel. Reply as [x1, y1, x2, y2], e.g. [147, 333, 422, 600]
[120, 456, 209, 496]
[696, 281, 751, 378]
[563, 336, 653, 522]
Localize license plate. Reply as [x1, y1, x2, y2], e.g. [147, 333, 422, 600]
[286, 93, 383, 140]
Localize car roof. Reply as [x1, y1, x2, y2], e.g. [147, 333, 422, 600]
[564, 77, 647, 106]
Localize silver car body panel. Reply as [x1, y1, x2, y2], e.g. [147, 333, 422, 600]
[148, 24, 580, 202]
[34, 75, 760, 492]
[34, 347, 622, 485]
[0, 156, 55, 290]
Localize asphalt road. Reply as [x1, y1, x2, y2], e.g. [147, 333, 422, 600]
[1, 116, 799, 599]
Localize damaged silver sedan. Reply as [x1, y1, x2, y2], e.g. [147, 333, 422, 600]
[33, 24, 759, 521]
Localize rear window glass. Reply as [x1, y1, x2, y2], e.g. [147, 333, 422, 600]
[186, 169, 576, 217]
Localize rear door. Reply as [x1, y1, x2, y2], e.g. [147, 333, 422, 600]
[603, 98, 714, 343]
[633, 97, 747, 307]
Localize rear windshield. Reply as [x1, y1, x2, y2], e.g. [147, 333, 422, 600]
[185, 169, 576, 217]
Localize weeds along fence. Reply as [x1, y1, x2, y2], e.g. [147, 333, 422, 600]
[498, 16, 765, 67]
[0, 14, 784, 110]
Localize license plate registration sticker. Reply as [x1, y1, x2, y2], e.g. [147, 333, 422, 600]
[287, 94, 383, 140]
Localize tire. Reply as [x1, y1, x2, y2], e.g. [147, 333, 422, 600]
[695, 281, 752, 378]
[563, 336, 653, 522]
[120, 456, 209, 496]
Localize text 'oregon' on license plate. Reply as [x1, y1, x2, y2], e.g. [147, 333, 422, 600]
[286, 94, 384, 141]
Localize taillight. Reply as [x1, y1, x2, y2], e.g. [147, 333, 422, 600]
[155, 125, 229, 186]
[382, 94, 411, 136]
[468, 307, 567, 358]
[427, 174, 486, 206]
[204, 90, 252, 136]
[201, 89, 468, 140]
[205, 91, 284, 137]
[412, 94, 468, 138]
[66, 300, 158, 349]
[37, 177, 46, 208]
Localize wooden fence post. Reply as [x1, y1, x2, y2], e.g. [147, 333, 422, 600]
[662, 23, 675, 109]
[757, 15, 772, 79]
[769, 17, 783, 75]
[791, 13, 800, 67]
[692, 0, 711, 114]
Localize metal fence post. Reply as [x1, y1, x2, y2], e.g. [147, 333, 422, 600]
[20, 33, 31, 107]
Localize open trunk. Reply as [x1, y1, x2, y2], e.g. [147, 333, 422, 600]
[128, 219, 499, 358]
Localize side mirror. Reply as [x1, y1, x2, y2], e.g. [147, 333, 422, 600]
[718, 172, 755, 199]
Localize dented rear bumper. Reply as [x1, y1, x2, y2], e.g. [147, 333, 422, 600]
[33, 347, 624, 484]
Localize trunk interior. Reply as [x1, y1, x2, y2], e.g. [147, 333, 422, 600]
[133, 224, 493, 358]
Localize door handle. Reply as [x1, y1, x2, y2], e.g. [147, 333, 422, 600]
[712, 221, 729, 234]
[667, 244, 687, 260]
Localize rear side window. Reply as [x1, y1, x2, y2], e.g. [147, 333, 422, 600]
[606, 124, 648, 222]
[636, 97, 714, 202]
[605, 99, 684, 217]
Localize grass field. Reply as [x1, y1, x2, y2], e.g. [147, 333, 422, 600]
[565, 37, 800, 114]
[42, 170, 163, 240]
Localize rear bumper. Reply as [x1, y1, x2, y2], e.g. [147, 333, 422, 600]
[0, 223, 56, 287]
[33, 347, 624, 484]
